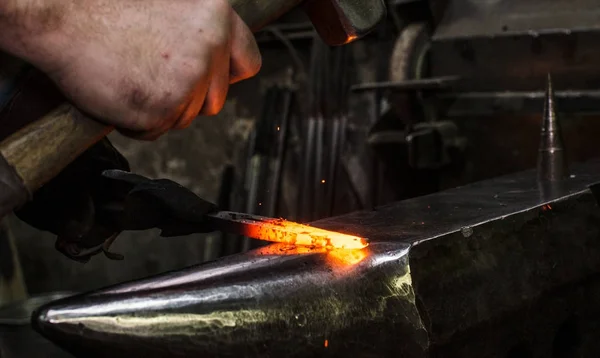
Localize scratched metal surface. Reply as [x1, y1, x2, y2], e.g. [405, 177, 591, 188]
[33, 159, 600, 357]
[33, 242, 425, 357]
[315, 159, 600, 243]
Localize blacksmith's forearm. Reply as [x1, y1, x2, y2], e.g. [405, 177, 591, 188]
[0, 0, 68, 72]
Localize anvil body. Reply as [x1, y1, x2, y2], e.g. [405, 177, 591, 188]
[35, 159, 600, 357]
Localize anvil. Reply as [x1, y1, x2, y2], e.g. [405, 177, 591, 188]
[31, 156, 600, 357]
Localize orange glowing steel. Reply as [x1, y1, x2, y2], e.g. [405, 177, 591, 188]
[245, 219, 368, 250]
[254, 244, 327, 256]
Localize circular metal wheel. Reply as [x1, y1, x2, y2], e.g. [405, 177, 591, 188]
[388, 22, 432, 125]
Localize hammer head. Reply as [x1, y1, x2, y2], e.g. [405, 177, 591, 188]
[304, 0, 387, 46]
[232, 0, 386, 46]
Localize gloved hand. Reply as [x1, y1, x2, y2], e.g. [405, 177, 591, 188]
[15, 138, 131, 263]
[100, 170, 219, 237]
[15, 148, 219, 262]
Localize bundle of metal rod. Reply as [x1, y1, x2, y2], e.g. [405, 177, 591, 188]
[325, 46, 351, 217]
[298, 37, 351, 221]
[216, 166, 238, 257]
[298, 37, 322, 222]
[234, 86, 294, 252]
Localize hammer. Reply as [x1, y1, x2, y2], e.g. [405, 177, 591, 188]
[0, 0, 386, 219]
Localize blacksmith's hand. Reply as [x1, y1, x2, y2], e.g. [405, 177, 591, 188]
[0, 0, 261, 140]
[100, 170, 219, 237]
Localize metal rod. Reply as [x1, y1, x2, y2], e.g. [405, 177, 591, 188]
[326, 46, 348, 216]
[216, 165, 236, 257]
[242, 87, 280, 251]
[265, 88, 293, 217]
[313, 115, 325, 218]
[351, 76, 460, 92]
[299, 118, 316, 221]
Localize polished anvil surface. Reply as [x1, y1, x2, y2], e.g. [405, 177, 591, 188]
[34, 159, 600, 357]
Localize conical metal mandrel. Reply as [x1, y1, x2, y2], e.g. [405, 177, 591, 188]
[537, 74, 567, 182]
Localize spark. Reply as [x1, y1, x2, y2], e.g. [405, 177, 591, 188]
[542, 204, 553, 211]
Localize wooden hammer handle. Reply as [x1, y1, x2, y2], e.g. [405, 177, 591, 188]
[0, 105, 112, 192]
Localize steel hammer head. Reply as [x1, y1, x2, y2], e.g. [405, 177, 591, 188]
[232, 0, 387, 46]
[303, 0, 387, 45]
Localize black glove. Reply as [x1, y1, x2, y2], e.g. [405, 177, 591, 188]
[15, 138, 131, 263]
[15, 140, 219, 263]
[100, 170, 219, 237]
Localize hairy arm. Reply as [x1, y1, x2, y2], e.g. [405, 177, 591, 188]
[0, 0, 67, 73]
[0, 0, 261, 139]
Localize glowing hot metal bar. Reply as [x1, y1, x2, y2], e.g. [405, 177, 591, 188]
[207, 211, 369, 250]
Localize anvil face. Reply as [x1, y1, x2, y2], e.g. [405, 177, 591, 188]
[34, 159, 600, 357]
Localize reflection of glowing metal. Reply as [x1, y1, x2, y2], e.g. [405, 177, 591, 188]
[327, 249, 368, 266]
[253, 244, 369, 267]
[241, 218, 369, 250]
[49, 310, 267, 337]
